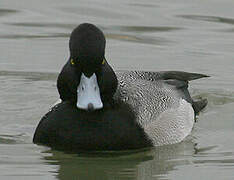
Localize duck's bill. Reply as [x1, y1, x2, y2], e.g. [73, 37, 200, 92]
[76, 73, 103, 111]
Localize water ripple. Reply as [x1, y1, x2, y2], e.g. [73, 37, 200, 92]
[193, 89, 234, 107]
[5, 22, 76, 29]
[0, 33, 69, 39]
[128, 3, 158, 8]
[102, 25, 179, 45]
[2, 22, 179, 44]
[0, 71, 57, 81]
[177, 14, 234, 25]
[0, 134, 26, 144]
[105, 25, 183, 33]
[106, 33, 170, 45]
[0, 8, 19, 16]
[194, 158, 234, 166]
[0, 137, 17, 144]
[60, 6, 134, 19]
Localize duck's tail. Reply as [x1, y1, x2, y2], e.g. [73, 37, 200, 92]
[160, 71, 210, 81]
[161, 71, 209, 114]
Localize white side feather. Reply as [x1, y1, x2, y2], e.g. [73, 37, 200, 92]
[144, 98, 194, 146]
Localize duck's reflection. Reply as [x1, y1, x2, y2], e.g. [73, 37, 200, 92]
[44, 140, 195, 180]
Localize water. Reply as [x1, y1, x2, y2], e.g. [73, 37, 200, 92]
[0, 0, 234, 179]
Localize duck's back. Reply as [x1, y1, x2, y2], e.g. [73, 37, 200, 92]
[115, 71, 203, 146]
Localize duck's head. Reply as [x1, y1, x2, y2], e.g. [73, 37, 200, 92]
[69, 23, 106, 111]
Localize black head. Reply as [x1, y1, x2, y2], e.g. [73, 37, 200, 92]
[69, 23, 106, 77]
[57, 23, 117, 111]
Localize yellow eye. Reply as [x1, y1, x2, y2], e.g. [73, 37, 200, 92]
[71, 58, 75, 65]
[102, 59, 105, 65]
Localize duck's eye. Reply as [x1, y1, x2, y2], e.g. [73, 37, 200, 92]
[70, 58, 75, 66]
[102, 59, 105, 65]
[81, 86, 84, 91]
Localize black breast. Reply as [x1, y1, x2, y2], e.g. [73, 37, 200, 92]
[33, 102, 153, 151]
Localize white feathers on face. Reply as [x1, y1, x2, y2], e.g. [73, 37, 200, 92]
[77, 73, 103, 111]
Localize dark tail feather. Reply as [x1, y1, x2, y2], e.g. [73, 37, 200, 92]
[161, 71, 209, 81]
[192, 98, 208, 114]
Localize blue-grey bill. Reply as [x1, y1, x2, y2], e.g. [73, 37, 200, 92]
[77, 73, 103, 110]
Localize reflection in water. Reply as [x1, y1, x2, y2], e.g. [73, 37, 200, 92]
[44, 141, 195, 180]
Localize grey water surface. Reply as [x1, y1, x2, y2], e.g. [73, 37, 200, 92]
[0, 0, 234, 179]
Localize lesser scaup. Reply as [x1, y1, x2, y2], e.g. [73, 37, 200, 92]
[33, 23, 208, 152]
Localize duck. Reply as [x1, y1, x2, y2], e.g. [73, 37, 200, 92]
[33, 23, 208, 152]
